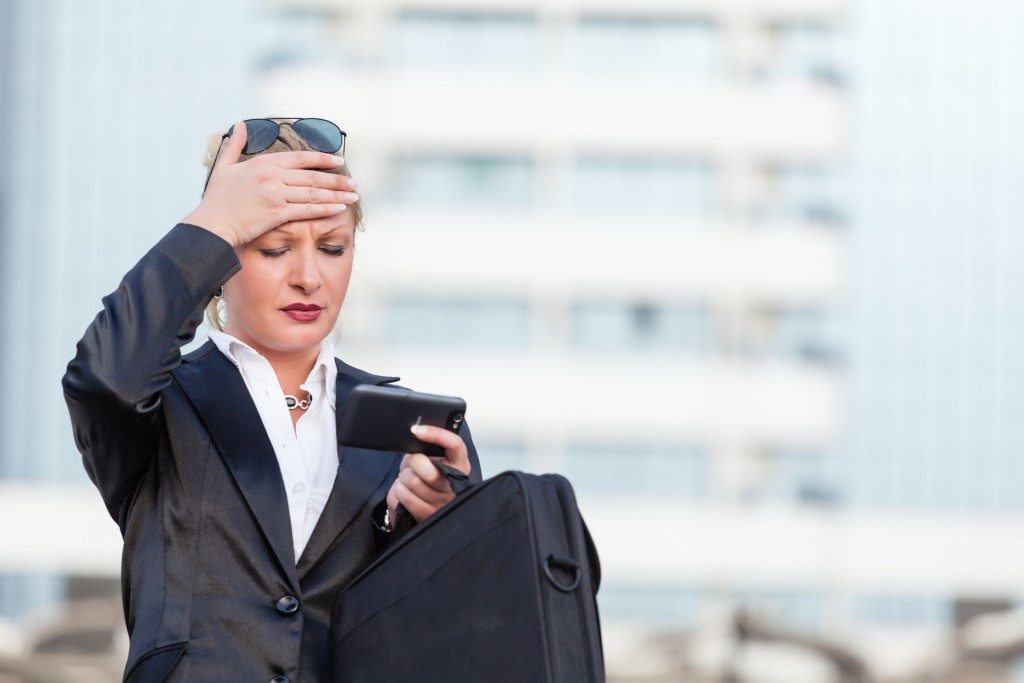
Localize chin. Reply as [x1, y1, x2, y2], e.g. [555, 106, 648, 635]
[279, 327, 332, 351]
[249, 324, 331, 354]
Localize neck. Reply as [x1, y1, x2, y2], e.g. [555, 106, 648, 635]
[223, 327, 321, 396]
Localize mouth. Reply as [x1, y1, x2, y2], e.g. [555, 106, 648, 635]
[280, 303, 324, 322]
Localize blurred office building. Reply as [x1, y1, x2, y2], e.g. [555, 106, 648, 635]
[4, 0, 1024, 681]
[0, 0, 262, 679]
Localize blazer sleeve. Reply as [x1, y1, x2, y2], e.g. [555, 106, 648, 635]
[62, 223, 240, 526]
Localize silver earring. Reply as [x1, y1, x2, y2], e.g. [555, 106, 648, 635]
[213, 285, 224, 299]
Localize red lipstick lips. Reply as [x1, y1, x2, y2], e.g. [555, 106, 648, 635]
[281, 303, 323, 322]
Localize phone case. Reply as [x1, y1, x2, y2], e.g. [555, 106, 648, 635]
[337, 384, 467, 457]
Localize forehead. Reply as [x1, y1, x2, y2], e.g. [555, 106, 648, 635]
[266, 220, 355, 240]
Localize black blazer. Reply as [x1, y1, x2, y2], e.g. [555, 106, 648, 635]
[62, 224, 482, 683]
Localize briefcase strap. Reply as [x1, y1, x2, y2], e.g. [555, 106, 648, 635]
[431, 460, 473, 495]
[392, 459, 475, 538]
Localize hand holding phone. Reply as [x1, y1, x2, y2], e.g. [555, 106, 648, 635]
[336, 384, 472, 525]
[337, 384, 466, 457]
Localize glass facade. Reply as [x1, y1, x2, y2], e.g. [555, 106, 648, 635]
[748, 447, 840, 505]
[392, 11, 540, 71]
[741, 305, 843, 364]
[572, 15, 721, 80]
[756, 162, 847, 226]
[389, 154, 535, 207]
[846, 0, 1024, 513]
[757, 21, 847, 87]
[385, 296, 531, 349]
[571, 157, 717, 217]
[565, 442, 706, 499]
[572, 301, 713, 354]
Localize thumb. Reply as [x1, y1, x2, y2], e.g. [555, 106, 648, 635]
[218, 119, 248, 166]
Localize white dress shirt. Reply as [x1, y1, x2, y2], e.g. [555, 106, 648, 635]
[209, 330, 338, 563]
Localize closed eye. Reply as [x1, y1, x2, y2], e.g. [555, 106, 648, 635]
[320, 245, 346, 256]
[259, 248, 287, 259]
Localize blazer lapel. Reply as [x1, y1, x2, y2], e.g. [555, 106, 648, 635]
[296, 362, 401, 579]
[173, 341, 299, 590]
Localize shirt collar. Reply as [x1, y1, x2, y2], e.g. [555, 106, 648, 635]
[208, 330, 338, 410]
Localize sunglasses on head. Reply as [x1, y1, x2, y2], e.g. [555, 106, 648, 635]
[202, 117, 346, 194]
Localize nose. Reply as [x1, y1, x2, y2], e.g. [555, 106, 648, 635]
[289, 244, 322, 295]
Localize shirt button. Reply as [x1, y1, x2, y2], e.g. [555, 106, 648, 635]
[276, 595, 300, 615]
[292, 482, 306, 494]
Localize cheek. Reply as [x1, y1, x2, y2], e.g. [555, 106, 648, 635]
[226, 257, 281, 317]
[324, 259, 354, 298]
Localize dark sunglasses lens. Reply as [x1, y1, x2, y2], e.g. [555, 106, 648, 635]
[236, 119, 279, 154]
[292, 118, 343, 153]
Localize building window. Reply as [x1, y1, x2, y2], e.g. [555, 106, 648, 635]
[754, 163, 847, 226]
[741, 305, 842, 364]
[572, 15, 721, 79]
[572, 157, 717, 217]
[384, 296, 530, 349]
[572, 301, 712, 354]
[258, 7, 346, 70]
[748, 447, 840, 505]
[389, 154, 534, 207]
[392, 11, 540, 70]
[565, 442, 706, 498]
[756, 21, 846, 87]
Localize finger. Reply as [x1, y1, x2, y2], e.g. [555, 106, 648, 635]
[410, 425, 471, 475]
[283, 187, 359, 205]
[392, 481, 434, 522]
[218, 119, 247, 167]
[402, 455, 452, 496]
[270, 150, 345, 170]
[282, 168, 359, 192]
[386, 484, 400, 518]
[398, 466, 451, 505]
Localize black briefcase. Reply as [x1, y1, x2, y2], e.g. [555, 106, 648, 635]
[329, 470, 605, 682]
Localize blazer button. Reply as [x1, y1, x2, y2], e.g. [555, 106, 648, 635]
[276, 595, 300, 615]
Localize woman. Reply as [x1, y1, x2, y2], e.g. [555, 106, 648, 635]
[62, 118, 482, 682]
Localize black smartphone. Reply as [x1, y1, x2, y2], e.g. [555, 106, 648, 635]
[337, 384, 466, 457]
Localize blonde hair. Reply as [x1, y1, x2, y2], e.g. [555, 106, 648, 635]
[202, 119, 364, 332]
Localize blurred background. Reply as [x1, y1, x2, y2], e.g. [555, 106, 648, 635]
[3, 0, 1024, 681]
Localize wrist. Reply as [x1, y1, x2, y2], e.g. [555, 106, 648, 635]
[181, 208, 240, 247]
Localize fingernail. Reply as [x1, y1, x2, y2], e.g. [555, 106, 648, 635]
[410, 425, 423, 434]
[350, 193, 360, 202]
[332, 155, 345, 166]
[349, 178, 359, 190]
